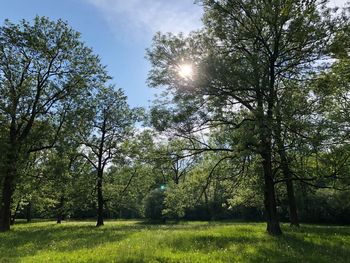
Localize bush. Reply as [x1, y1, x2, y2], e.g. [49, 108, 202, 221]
[143, 189, 165, 220]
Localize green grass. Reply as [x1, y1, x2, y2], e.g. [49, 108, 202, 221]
[0, 220, 349, 262]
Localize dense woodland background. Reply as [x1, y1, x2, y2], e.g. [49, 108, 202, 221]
[0, 0, 350, 236]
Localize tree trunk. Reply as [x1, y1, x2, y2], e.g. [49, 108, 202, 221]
[105, 201, 111, 219]
[57, 196, 64, 224]
[0, 121, 19, 232]
[261, 150, 282, 236]
[279, 150, 299, 227]
[26, 201, 32, 223]
[258, 104, 282, 236]
[275, 103, 299, 227]
[285, 173, 299, 227]
[276, 144, 299, 227]
[262, 46, 282, 236]
[0, 161, 16, 232]
[96, 169, 104, 227]
[203, 190, 212, 221]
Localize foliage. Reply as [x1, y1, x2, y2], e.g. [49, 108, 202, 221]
[0, 16, 107, 231]
[1, 2, 350, 240]
[144, 189, 165, 220]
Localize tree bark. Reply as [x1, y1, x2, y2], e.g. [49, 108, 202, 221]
[26, 201, 32, 223]
[0, 156, 17, 232]
[257, 93, 282, 236]
[96, 169, 104, 227]
[203, 190, 212, 220]
[285, 171, 299, 227]
[275, 103, 299, 227]
[278, 147, 299, 227]
[261, 55, 282, 236]
[0, 115, 20, 232]
[261, 148, 282, 236]
[256, 98, 282, 235]
[57, 196, 64, 224]
[0, 176, 15, 231]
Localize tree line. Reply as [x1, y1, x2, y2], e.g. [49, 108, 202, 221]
[1, 0, 350, 236]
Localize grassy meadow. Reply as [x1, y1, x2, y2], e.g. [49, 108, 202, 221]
[0, 220, 349, 263]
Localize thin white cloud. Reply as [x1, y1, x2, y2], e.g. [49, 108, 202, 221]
[328, 0, 348, 7]
[85, 0, 349, 37]
[85, 0, 203, 36]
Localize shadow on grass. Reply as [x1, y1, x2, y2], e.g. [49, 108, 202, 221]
[246, 229, 350, 263]
[161, 224, 350, 263]
[0, 220, 229, 260]
[0, 222, 131, 260]
[1, 221, 349, 263]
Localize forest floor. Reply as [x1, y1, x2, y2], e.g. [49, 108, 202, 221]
[0, 220, 349, 262]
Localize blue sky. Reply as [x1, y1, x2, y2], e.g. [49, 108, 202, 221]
[0, 0, 347, 107]
[0, 0, 203, 107]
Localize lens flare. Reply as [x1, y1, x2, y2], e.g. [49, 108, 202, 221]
[178, 64, 193, 79]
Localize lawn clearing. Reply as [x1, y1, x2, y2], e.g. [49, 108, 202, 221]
[0, 220, 349, 262]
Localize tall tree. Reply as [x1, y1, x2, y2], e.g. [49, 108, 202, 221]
[78, 86, 139, 226]
[0, 16, 107, 231]
[147, 0, 334, 235]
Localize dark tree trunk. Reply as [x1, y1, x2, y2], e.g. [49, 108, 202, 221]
[96, 169, 104, 227]
[203, 190, 212, 221]
[26, 202, 32, 223]
[261, 149, 282, 236]
[95, 113, 107, 227]
[0, 120, 19, 232]
[258, 60, 282, 236]
[0, 160, 16, 232]
[257, 101, 282, 236]
[57, 196, 65, 224]
[105, 201, 110, 219]
[256, 118, 282, 235]
[285, 177, 299, 227]
[280, 151, 299, 227]
[275, 103, 299, 227]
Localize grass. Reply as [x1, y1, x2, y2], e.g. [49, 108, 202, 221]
[0, 220, 349, 262]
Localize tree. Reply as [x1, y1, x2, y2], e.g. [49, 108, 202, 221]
[147, 0, 334, 235]
[78, 86, 140, 226]
[45, 144, 80, 224]
[0, 16, 107, 231]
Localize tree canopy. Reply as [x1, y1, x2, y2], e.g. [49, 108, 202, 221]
[0, 2, 350, 237]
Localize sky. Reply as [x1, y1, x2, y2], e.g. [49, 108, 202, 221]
[0, 0, 203, 108]
[0, 0, 348, 108]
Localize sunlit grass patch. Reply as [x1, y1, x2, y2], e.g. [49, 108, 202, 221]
[0, 220, 349, 262]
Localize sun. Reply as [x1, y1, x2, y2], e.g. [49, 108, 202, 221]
[178, 64, 194, 79]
